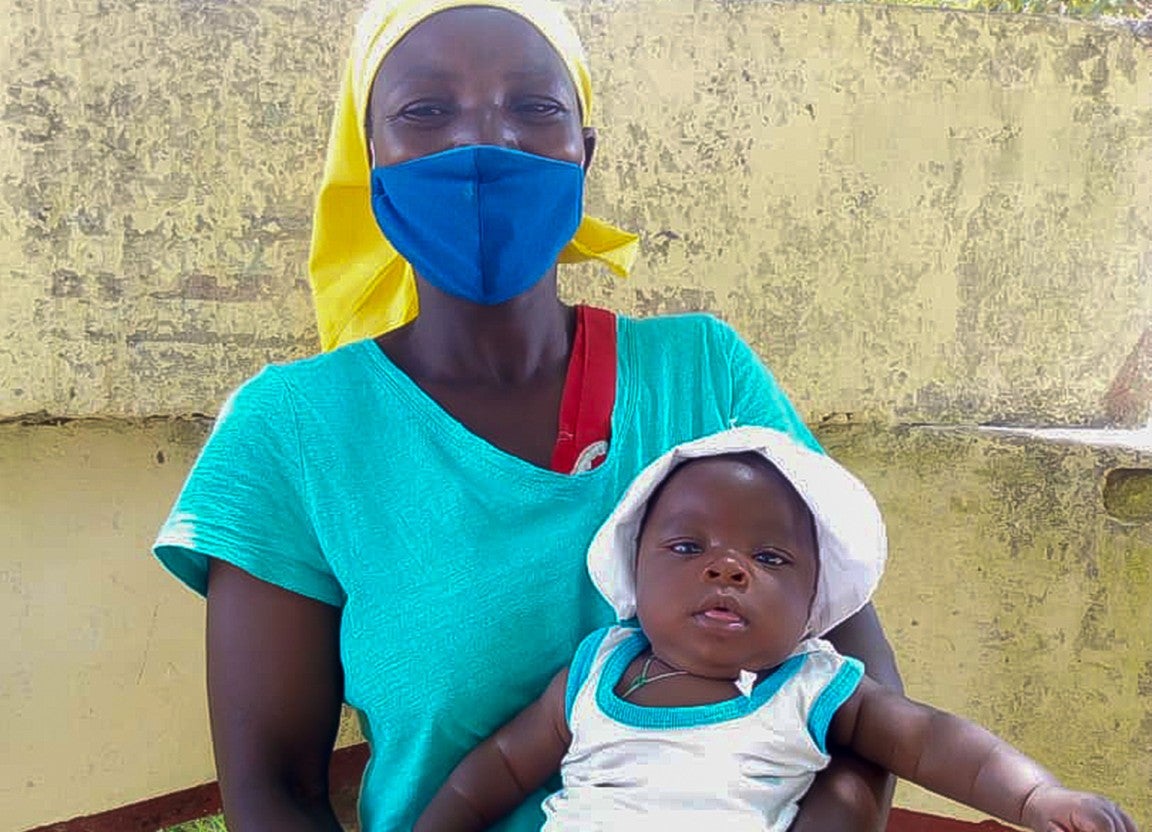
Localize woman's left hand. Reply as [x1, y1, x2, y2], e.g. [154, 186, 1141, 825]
[787, 751, 893, 832]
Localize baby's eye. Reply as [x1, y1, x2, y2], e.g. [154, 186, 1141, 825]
[754, 550, 789, 567]
[668, 541, 703, 556]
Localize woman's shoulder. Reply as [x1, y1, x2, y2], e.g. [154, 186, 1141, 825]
[263, 339, 376, 387]
[195, 342, 390, 454]
[618, 310, 735, 337]
[617, 311, 744, 357]
[221, 340, 377, 413]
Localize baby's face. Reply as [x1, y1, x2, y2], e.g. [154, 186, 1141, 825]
[634, 455, 819, 679]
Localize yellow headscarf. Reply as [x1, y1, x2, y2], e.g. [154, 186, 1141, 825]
[309, 0, 639, 351]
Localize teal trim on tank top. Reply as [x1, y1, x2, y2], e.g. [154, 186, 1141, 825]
[595, 630, 808, 730]
[806, 656, 864, 753]
[566, 626, 613, 723]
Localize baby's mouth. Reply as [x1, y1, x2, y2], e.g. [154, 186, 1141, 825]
[701, 608, 744, 623]
[694, 601, 748, 629]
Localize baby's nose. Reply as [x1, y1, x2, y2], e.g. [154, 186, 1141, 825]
[705, 557, 748, 586]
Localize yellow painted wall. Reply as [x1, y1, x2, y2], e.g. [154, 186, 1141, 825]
[2, 0, 1150, 829]
[1, 421, 211, 829]
[0, 421, 363, 831]
[2, 0, 1149, 425]
[827, 426, 1152, 822]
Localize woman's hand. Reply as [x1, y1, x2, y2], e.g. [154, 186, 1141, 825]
[788, 752, 893, 832]
[207, 559, 346, 832]
[789, 603, 901, 832]
[1022, 785, 1138, 832]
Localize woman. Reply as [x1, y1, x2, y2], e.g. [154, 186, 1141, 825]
[154, 1, 901, 830]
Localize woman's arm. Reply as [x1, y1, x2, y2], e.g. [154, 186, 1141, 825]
[789, 603, 902, 832]
[414, 669, 572, 832]
[830, 676, 1137, 832]
[206, 559, 345, 832]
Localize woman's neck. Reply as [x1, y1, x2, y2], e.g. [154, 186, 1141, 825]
[377, 274, 575, 387]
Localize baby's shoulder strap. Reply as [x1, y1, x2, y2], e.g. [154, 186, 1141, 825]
[795, 639, 866, 754]
[564, 625, 633, 723]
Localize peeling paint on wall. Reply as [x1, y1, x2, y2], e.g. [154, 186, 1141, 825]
[568, 2, 1152, 429]
[0, 0, 358, 418]
[1, 1, 1150, 424]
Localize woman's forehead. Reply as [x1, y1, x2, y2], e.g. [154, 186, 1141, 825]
[373, 7, 573, 93]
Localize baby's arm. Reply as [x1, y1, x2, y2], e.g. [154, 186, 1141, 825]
[414, 668, 572, 832]
[829, 677, 1138, 832]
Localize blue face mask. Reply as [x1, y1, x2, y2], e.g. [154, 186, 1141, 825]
[370, 145, 585, 306]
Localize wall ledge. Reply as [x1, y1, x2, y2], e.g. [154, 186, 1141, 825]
[975, 426, 1152, 453]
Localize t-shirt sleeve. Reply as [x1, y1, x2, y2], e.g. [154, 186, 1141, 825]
[152, 366, 343, 607]
[709, 317, 822, 453]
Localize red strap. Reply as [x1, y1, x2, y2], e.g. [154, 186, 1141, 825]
[551, 305, 617, 474]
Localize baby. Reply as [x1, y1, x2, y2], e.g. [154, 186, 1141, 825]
[415, 427, 1137, 832]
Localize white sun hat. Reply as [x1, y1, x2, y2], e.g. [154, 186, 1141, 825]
[587, 426, 887, 637]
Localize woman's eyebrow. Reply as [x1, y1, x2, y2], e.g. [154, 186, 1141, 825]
[504, 65, 560, 79]
[504, 67, 574, 92]
[391, 65, 457, 84]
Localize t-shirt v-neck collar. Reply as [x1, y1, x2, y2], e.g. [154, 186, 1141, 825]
[358, 316, 634, 485]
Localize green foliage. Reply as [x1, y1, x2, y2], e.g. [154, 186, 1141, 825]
[161, 816, 227, 832]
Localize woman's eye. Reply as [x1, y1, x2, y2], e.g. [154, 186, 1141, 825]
[668, 541, 702, 556]
[514, 99, 565, 118]
[396, 103, 452, 122]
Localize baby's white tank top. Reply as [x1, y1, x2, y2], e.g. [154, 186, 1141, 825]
[541, 625, 863, 832]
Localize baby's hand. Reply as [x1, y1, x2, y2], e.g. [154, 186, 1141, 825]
[1022, 785, 1138, 832]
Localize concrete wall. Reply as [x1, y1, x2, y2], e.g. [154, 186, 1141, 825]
[1, 421, 210, 826]
[827, 426, 1152, 821]
[0, 419, 368, 830]
[4, 0, 1150, 426]
[2, 0, 1149, 829]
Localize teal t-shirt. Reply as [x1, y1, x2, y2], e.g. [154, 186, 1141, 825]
[154, 313, 819, 831]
